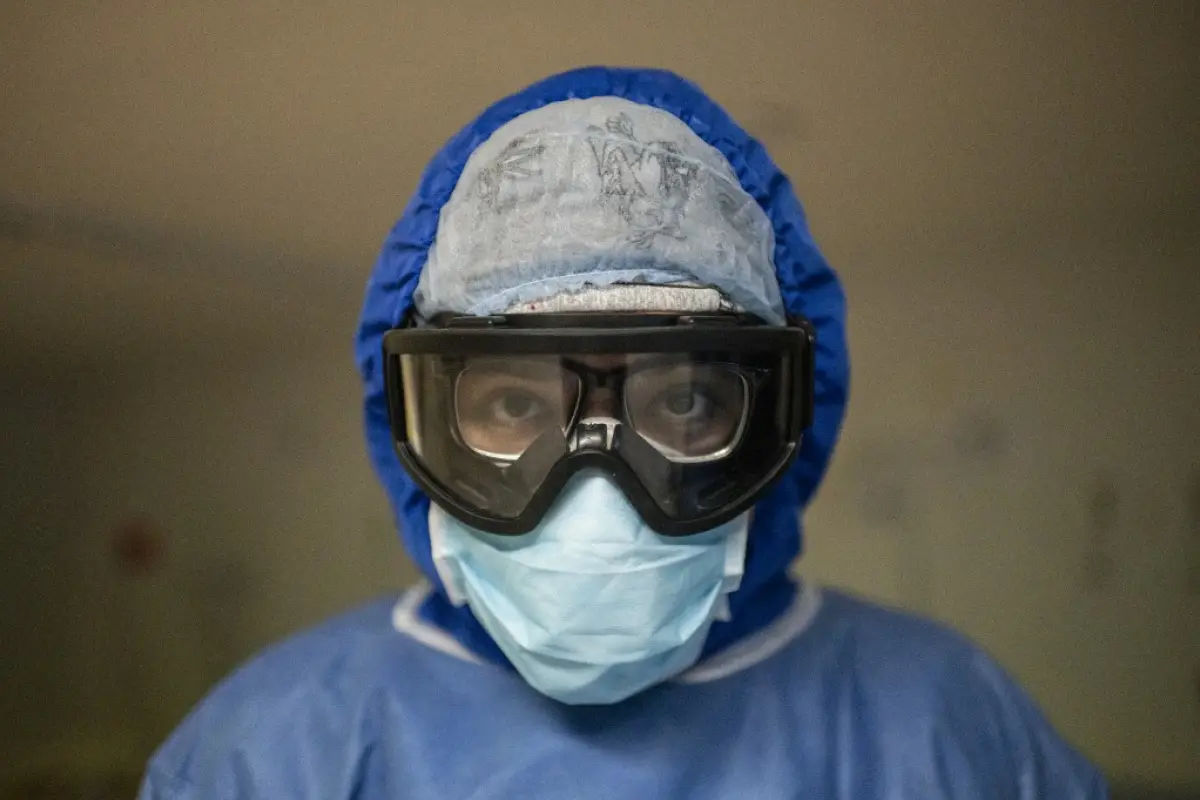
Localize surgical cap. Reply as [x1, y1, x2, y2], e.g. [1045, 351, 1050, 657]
[413, 97, 786, 323]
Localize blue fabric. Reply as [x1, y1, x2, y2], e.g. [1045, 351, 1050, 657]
[140, 590, 1106, 798]
[355, 66, 849, 666]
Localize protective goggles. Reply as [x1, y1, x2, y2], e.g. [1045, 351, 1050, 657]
[383, 312, 815, 536]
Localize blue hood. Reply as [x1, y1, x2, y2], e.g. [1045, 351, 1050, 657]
[356, 67, 849, 664]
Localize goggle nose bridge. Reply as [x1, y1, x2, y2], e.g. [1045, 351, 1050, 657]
[559, 361, 627, 439]
[568, 416, 622, 453]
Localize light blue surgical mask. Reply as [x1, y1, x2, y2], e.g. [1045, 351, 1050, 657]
[429, 472, 748, 705]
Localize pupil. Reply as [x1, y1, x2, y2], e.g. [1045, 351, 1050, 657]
[665, 388, 696, 415]
[502, 393, 533, 418]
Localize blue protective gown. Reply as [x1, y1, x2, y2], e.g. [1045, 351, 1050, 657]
[139, 68, 1107, 798]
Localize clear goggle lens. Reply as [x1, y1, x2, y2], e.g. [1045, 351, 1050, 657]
[450, 355, 749, 463]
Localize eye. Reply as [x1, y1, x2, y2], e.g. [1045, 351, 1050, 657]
[454, 358, 580, 461]
[657, 385, 712, 420]
[490, 390, 545, 423]
[624, 363, 747, 460]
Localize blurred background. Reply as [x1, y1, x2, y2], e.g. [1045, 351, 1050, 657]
[1, 2, 1196, 797]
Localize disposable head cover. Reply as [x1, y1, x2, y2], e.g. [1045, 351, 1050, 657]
[414, 97, 784, 323]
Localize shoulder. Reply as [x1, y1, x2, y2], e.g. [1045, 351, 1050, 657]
[812, 589, 991, 687]
[799, 590, 1108, 798]
[140, 594, 449, 798]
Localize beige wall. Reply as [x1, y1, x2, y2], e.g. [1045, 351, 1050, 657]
[65, 343, 420, 757]
[0, 379, 83, 778]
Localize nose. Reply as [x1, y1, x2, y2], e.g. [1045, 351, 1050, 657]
[580, 386, 618, 420]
